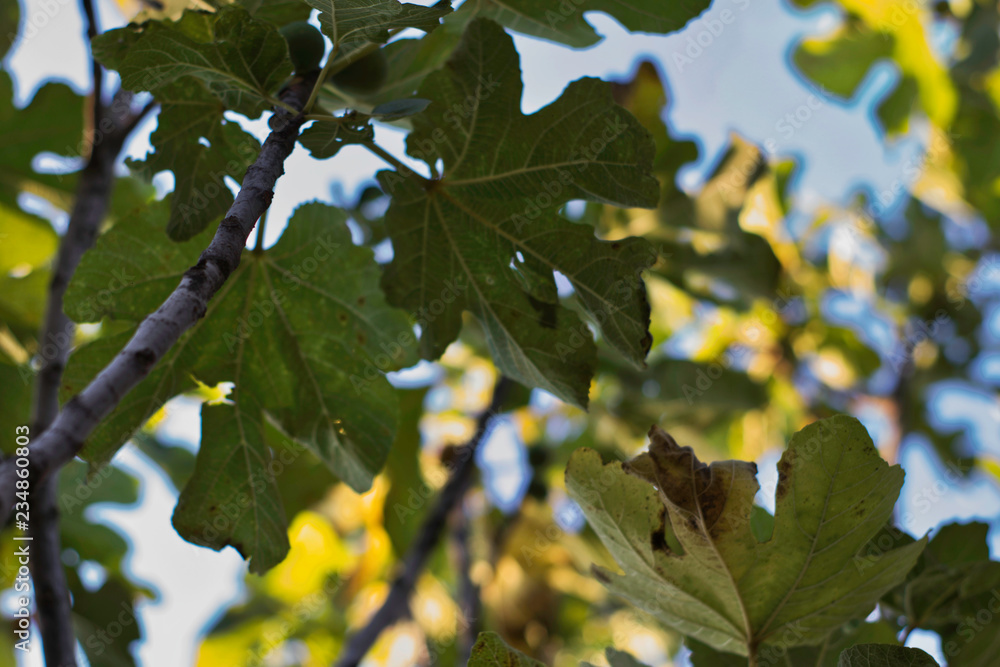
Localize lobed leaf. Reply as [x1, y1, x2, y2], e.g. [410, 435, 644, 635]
[379, 18, 660, 406]
[837, 645, 939, 667]
[62, 202, 413, 571]
[306, 0, 451, 45]
[93, 6, 291, 239]
[127, 80, 262, 241]
[93, 7, 291, 118]
[447, 0, 711, 48]
[0, 71, 82, 211]
[468, 632, 544, 666]
[565, 415, 926, 657]
[298, 118, 374, 159]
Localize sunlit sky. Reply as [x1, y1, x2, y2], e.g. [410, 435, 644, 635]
[5, 0, 1000, 664]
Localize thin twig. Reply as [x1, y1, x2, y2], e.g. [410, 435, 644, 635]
[308, 26, 407, 112]
[362, 140, 430, 183]
[451, 506, 480, 665]
[304, 43, 338, 114]
[80, 0, 101, 157]
[0, 74, 317, 526]
[333, 376, 514, 667]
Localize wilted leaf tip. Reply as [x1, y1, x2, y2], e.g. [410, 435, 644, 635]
[626, 425, 758, 534]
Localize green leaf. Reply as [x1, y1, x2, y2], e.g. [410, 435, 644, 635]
[0, 71, 83, 210]
[239, 0, 312, 25]
[305, 0, 451, 45]
[796, 622, 902, 667]
[383, 387, 430, 554]
[690, 621, 902, 667]
[371, 97, 431, 120]
[298, 118, 374, 159]
[884, 522, 1000, 633]
[447, 0, 711, 48]
[0, 0, 19, 60]
[0, 202, 57, 275]
[582, 647, 652, 667]
[57, 460, 138, 569]
[93, 6, 288, 239]
[926, 522, 990, 565]
[380, 18, 659, 406]
[172, 402, 292, 572]
[131, 430, 197, 493]
[687, 638, 746, 667]
[263, 420, 340, 518]
[0, 363, 32, 455]
[62, 202, 413, 571]
[70, 572, 141, 667]
[837, 645, 939, 667]
[791, 17, 916, 134]
[0, 268, 50, 333]
[93, 6, 291, 118]
[127, 80, 261, 241]
[793, 19, 892, 100]
[468, 631, 544, 666]
[565, 415, 926, 657]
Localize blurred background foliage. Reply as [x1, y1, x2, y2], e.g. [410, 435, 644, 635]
[2, 0, 1000, 665]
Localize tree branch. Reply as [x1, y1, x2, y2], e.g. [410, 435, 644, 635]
[333, 376, 513, 667]
[0, 74, 316, 526]
[26, 3, 156, 663]
[451, 505, 480, 666]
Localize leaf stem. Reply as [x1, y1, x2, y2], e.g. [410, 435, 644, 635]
[269, 97, 300, 115]
[0, 73, 319, 525]
[304, 43, 339, 114]
[304, 27, 405, 114]
[332, 377, 513, 667]
[304, 113, 344, 122]
[362, 140, 429, 183]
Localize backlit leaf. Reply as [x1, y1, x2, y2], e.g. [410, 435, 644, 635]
[837, 645, 939, 667]
[93, 6, 291, 118]
[448, 0, 711, 48]
[306, 0, 451, 45]
[62, 202, 413, 571]
[468, 631, 544, 666]
[379, 18, 660, 406]
[565, 416, 926, 657]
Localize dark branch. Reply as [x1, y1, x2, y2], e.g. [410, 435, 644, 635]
[26, 3, 153, 664]
[79, 0, 101, 137]
[333, 376, 513, 667]
[451, 505, 480, 666]
[1, 74, 316, 527]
